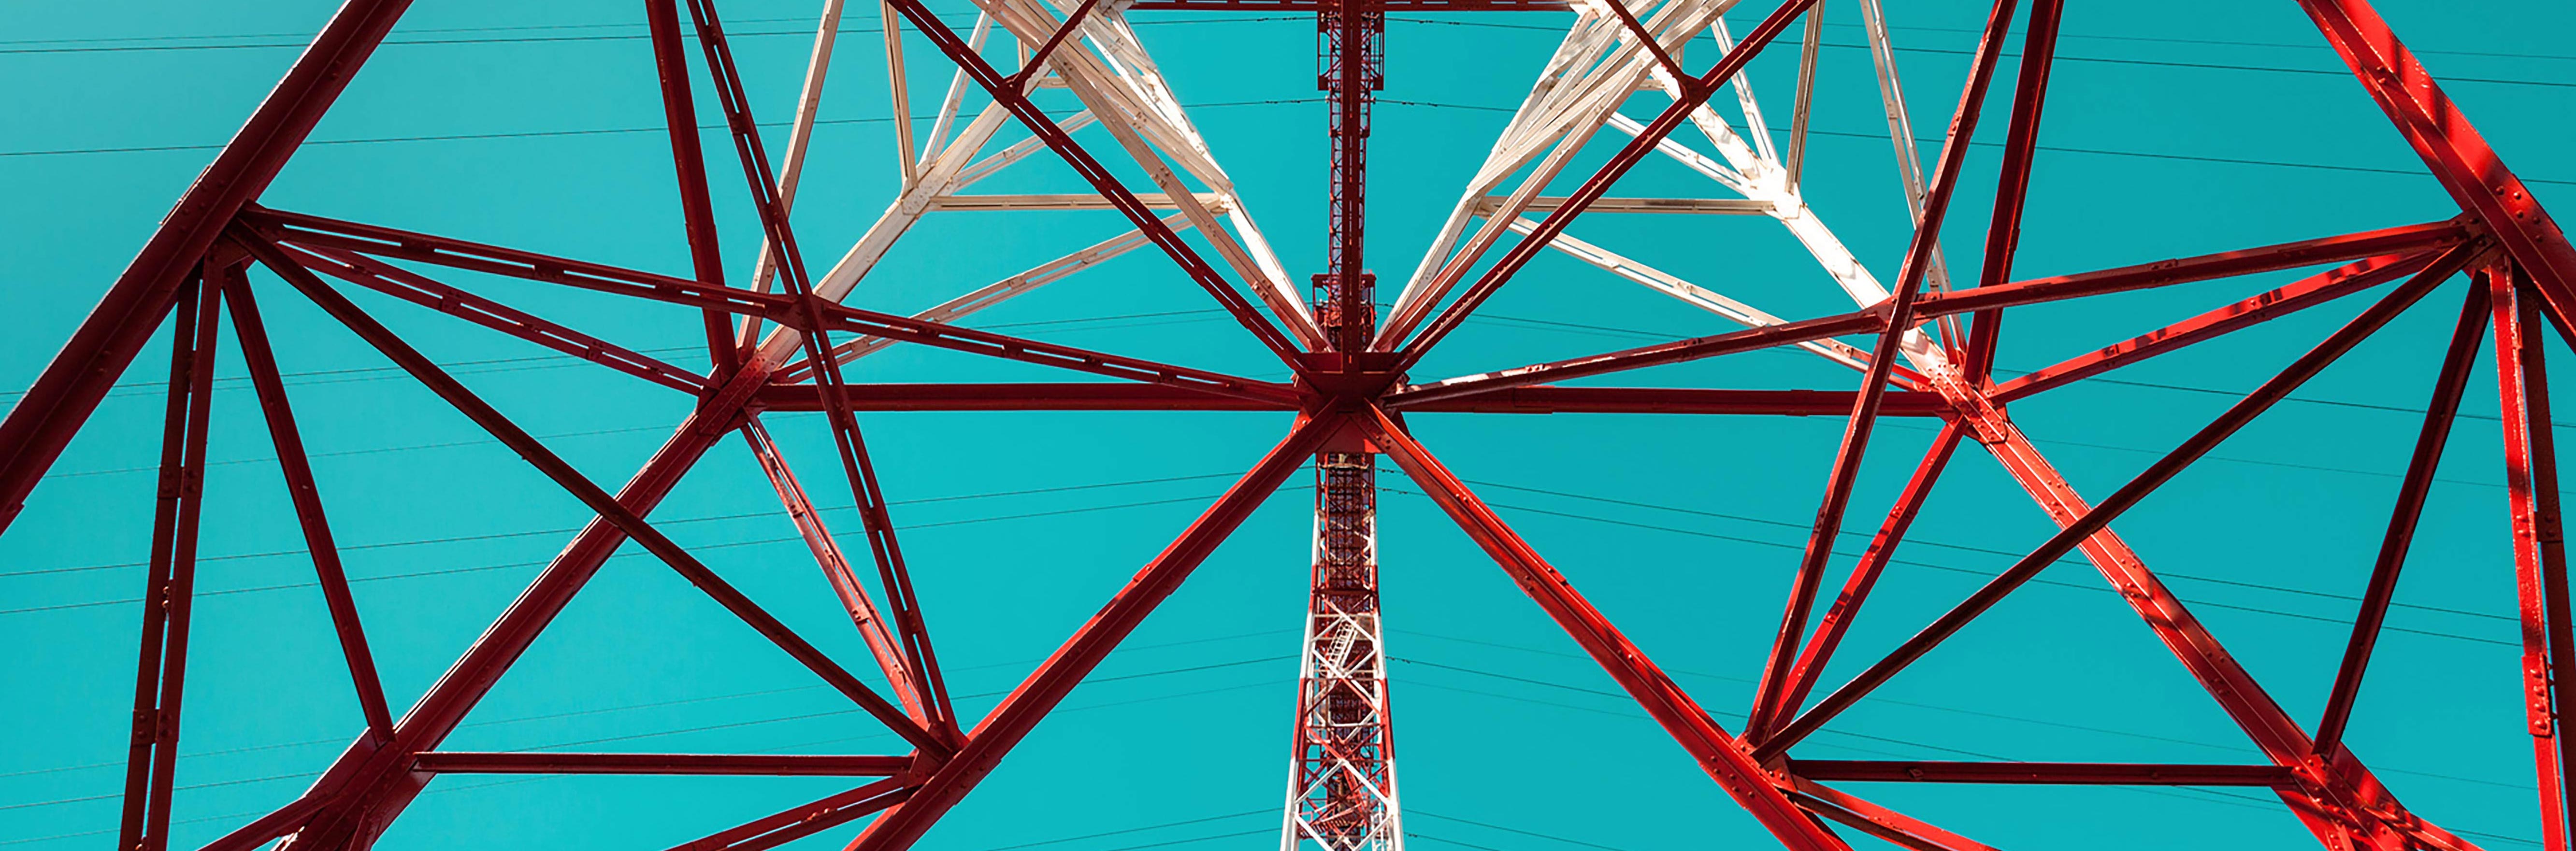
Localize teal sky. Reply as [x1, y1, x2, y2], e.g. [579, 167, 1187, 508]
[3, 0, 2574, 849]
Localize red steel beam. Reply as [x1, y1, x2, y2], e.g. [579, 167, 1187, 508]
[1379, 0, 1818, 364]
[847, 413, 1339, 851]
[1389, 311, 1885, 408]
[230, 377, 783, 850]
[244, 232, 942, 755]
[740, 418, 929, 724]
[115, 278, 220, 851]
[875, 0, 1315, 362]
[413, 752, 912, 776]
[1960, 0, 2064, 383]
[1399, 386, 1948, 416]
[1128, 0, 1569, 8]
[685, 0, 961, 741]
[1750, 0, 2020, 743]
[757, 382, 1295, 411]
[1762, 244, 2469, 759]
[241, 207, 1294, 405]
[245, 205, 792, 317]
[1755, 423, 1964, 740]
[810, 301, 1304, 406]
[756, 383, 1956, 415]
[1358, 404, 1847, 851]
[0, 0, 413, 531]
[1989, 250, 2437, 403]
[1921, 217, 2470, 319]
[1396, 220, 2472, 407]
[2312, 282, 2488, 757]
[676, 777, 915, 851]
[1784, 780, 1998, 851]
[2492, 266, 2576, 844]
[2299, 0, 2576, 330]
[644, 0, 738, 376]
[222, 269, 396, 739]
[282, 242, 707, 394]
[1791, 761, 2295, 786]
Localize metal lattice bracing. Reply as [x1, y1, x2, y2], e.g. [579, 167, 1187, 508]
[3, 0, 2575, 849]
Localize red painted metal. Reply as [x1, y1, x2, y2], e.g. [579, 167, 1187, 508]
[1281, 1, 1400, 846]
[756, 382, 1291, 411]
[684, 0, 962, 740]
[1922, 218, 2470, 318]
[0, 0, 412, 530]
[1388, 310, 1884, 407]
[1399, 386, 1948, 416]
[2492, 265, 2576, 843]
[1750, 0, 2019, 744]
[245, 205, 1294, 404]
[222, 269, 396, 739]
[1791, 761, 2294, 786]
[740, 417, 929, 724]
[1360, 404, 1846, 851]
[244, 205, 792, 317]
[1960, 0, 2062, 383]
[1755, 423, 1964, 740]
[2299, 0, 2576, 326]
[1393, 220, 2467, 409]
[281, 242, 708, 394]
[1763, 244, 2472, 759]
[677, 777, 915, 851]
[1127, 0, 1568, 8]
[1011, 0, 1106, 90]
[2312, 282, 2489, 758]
[1782, 780, 1998, 851]
[15, 0, 2575, 846]
[115, 276, 220, 851]
[644, 0, 739, 376]
[1988, 250, 2438, 403]
[413, 753, 913, 776]
[245, 232, 945, 753]
[848, 414, 1339, 851]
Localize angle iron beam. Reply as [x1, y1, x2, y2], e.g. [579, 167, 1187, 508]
[283, 243, 708, 394]
[1762, 243, 2472, 759]
[0, 0, 414, 531]
[413, 752, 912, 776]
[1989, 250, 2438, 403]
[846, 414, 1339, 851]
[2312, 281, 2488, 757]
[221, 271, 396, 738]
[1359, 404, 1848, 851]
[1791, 760, 2295, 786]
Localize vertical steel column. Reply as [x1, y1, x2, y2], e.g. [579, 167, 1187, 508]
[1284, 7, 1398, 851]
[116, 274, 222, 851]
[2494, 265, 2576, 850]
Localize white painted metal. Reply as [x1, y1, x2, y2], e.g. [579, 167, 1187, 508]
[1395, 0, 1961, 379]
[779, 211, 1198, 380]
[738, 0, 849, 351]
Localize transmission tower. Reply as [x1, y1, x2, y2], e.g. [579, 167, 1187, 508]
[1281, 3, 1400, 850]
[4, 0, 2576, 850]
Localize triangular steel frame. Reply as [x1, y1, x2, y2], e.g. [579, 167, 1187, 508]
[2, 0, 2573, 849]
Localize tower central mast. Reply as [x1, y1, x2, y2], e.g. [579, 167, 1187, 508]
[1282, 2, 1399, 850]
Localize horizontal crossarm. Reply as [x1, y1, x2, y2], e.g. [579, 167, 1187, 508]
[1791, 760, 2294, 786]
[414, 752, 911, 776]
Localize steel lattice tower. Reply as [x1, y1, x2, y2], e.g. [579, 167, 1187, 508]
[1282, 5, 1397, 848]
[8, 0, 2576, 849]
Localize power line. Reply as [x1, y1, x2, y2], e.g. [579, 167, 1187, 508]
[0, 484, 1305, 616]
[1382, 16, 2576, 89]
